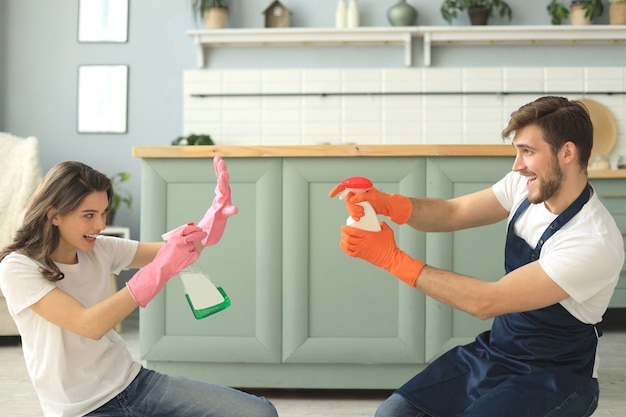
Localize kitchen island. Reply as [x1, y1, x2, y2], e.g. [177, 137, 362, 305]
[133, 145, 626, 389]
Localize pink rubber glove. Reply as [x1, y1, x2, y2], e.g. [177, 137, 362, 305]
[197, 156, 239, 246]
[126, 225, 206, 307]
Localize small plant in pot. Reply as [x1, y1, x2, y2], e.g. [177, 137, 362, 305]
[171, 134, 215, 146]
[547, 0, 604, 25]
[107, 172, 132, 225]
[440, 0, 512, 25]
[192, 0, 229, 29]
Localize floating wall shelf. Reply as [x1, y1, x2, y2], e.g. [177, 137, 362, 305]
[187, 27, 415, 67]
[187, 26, 626, 68]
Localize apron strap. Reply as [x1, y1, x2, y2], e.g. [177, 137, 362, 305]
[534, 183, 591, 254]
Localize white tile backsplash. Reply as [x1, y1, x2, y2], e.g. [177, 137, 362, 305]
[502, 68, 544, 93]
[585, 67, 626, 93]
[545, 67, 586, 93]
[183, 67, 626, 158]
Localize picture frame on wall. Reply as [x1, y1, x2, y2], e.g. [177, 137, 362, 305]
[78, 0, 129, 43]
[77, 65, 128, 133]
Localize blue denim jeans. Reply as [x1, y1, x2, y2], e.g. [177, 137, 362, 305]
[85, 367, 278, 417]
[375, 379, 599, 417]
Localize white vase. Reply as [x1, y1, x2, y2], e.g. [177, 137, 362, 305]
[347, 0, 359, 28]
[335, 0, 347, 28]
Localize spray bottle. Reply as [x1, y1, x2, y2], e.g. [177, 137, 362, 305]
[337, 176, 381, 232]
[162, 223, 231, 320]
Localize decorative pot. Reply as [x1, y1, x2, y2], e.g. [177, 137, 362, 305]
[468, 6, 489, 25]
[570, 4, 592, 25]
[203, 7, 228, 29]
[610, 2, 626, 25]
[387, 0, 417, 26]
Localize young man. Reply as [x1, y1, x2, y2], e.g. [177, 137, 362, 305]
[331, 96, 624, 417]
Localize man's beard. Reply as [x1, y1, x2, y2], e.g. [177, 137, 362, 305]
[528, 157, 563, 204]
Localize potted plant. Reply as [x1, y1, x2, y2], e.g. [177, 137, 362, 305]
[547, 0, 604, 25]
[171, 133, 215, 146]
[192, 0, 229, 29]
[440, 0, 512, 25]
[609, 0, 626, 24]
[107, 172, 132, 225]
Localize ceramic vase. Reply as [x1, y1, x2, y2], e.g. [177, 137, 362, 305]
[204, 7, 228, 29]
[570, 4, 592, 25]
[387, 0, 417, 26]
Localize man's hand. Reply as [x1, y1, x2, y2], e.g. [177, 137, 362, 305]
[198, 156, 239, 246]
[329, 185, 412, 225]
[340, 222, 424, 287]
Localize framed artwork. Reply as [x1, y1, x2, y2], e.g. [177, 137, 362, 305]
[77, 65, 128, 133]
[78, 0, 129, 43]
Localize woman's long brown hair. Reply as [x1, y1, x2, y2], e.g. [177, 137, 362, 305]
[0, 161, 112, 281]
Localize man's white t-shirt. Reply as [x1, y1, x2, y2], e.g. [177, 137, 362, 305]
[0, 236, 141, 417]
[492, 171, 624, 325]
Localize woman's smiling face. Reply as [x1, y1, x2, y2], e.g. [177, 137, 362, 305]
[50, 191, 109, 264]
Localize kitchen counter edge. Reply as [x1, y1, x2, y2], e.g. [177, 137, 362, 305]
[132, 145, 626, 178]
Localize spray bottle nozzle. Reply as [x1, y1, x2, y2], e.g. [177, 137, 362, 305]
[338, 176, 373, 200]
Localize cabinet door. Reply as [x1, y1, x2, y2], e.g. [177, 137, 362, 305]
[590, 178, 626, 308]
[140, 158, 282, 367]
[425, 157, 512, 361]
[282, 158, 427, 371]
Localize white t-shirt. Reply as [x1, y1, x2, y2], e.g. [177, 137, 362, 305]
[492, 171, 625, 324]
[0, 236, 141, 417]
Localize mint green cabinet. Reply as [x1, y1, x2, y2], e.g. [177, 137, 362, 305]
[589, 178, 626, 308]
[139, 156, 434, 388]
[139, 158, 283, 376]
[424, 157, 512, 361]
[137, 156, 624, 389]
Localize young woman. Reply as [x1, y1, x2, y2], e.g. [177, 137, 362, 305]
[0, 158, 278, 417]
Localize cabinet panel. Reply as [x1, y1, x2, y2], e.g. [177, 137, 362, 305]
[282, 157, 427, 365]
[591, 178, 626, 308]
[140, 158, 282, 364]
[425, 157, 512, 361]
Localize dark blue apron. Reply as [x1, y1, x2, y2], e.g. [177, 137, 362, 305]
[397, 184, 598, 417]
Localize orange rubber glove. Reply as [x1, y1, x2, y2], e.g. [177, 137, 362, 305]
[329, 185, 412, 225]
[340, 222, 425, 287]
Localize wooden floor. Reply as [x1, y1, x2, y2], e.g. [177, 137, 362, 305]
[2, 310, 626, 417]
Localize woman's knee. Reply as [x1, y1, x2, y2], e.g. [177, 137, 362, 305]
[256, 397, 279, 417]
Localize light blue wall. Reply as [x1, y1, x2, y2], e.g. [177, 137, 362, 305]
[0, 0, 624, 244]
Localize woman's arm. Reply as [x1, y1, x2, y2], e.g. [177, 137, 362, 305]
[30, 286, 137, 340]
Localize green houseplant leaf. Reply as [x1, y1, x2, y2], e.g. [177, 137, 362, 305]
[548, 0, 604, 24]
[107, 172, 132, 225]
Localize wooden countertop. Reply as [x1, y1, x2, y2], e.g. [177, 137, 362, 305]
[132, 145, 626, 178]
[133, 144, 517, 158]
